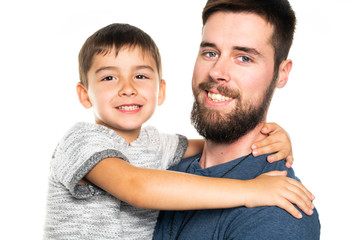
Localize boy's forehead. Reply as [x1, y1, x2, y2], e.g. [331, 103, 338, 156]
[93, 46, 156, 65]
[99, 45, 153, 60]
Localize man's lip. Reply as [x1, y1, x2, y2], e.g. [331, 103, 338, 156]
[206, 90, 233, 102]
[207, 89, 220, 94]
[202, 91, 234, 107]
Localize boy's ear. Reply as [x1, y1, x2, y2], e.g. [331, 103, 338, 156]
[76, 83, 92, 109]
[157, 79, 166, 106]
[276, 59, 292, 89]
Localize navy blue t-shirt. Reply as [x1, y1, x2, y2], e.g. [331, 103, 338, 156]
[153, 154, 320, 240]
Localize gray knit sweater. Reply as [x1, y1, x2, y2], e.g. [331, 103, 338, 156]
[44, 122, 188, 240]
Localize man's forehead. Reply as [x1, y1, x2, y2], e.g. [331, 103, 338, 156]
[201, 11, 274, 53]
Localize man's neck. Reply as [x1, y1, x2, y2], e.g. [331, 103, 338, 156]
[198, 123, 266, 168]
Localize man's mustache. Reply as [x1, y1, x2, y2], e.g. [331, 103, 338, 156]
[198, 82, 240, 99]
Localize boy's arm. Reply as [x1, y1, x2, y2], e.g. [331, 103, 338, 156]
[85, 157, 314, 218]
[182, 139, 205, 158]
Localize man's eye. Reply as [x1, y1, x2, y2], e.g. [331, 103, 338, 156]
[135, 75, 149, 79]
[102, 76, 115, 81]
[205, 52, 218, 58]
[238, 56, 251, 63]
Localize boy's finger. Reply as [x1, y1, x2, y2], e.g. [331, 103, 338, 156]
[288, 178, 315, 202]
[253, 142, 285, 157]
[285, 186, 315, 216]
[251, 137, 273, 149]
[284, 191, 313, 217]
[260, 170, 287, 177]
[261, 122, 280, 134]
[285, 155, 294, 168]
[277, 198, 303, 219]
[267, 150, 288, 163]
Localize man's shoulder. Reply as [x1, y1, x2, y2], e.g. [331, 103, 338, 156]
[227, 154, 290, 180]
[169, 154, 201, 171]
[170, 153, 291, 178]
[225, 205, 320, 240]
[247, 154, 299, 180]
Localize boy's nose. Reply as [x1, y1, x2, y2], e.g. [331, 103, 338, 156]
[118, 81, 137, 97]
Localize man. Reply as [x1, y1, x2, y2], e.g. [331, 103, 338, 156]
[153, 0, 321, 239]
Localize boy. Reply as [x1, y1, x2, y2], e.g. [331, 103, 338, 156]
[44, 23, 314, 239]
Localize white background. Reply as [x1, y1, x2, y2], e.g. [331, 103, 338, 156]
[1, 0, 359, 239]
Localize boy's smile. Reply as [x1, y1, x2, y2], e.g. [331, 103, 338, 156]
[77, 46, 166, 143]
[115, 104, 142, 113]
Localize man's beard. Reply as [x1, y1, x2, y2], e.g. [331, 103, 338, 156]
[191, 76, 277, 144]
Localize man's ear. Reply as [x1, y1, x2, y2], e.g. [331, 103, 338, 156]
[276, 59, 292, 89]
[76, 83, 92, 109]
[157, 79, 166, 106]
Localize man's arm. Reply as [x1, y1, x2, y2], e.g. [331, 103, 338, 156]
[84, 157, 314, 218]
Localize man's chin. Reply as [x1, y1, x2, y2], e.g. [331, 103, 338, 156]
[191, 101, 265, 144]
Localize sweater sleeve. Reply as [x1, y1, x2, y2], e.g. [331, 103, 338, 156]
[51, 123, 128, 199]
[164, 134, 188, 169]
[145, 127, 188, 170]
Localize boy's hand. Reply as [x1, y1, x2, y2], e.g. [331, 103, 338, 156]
[244, 171, 315, 219]
[251, 122, 293, 168]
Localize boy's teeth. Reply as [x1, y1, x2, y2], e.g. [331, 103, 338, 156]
[117, 105, 140, 111]
[207, 92, 232, 102]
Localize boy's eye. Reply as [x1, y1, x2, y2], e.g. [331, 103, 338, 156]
[135, 75, 149, 80]
[102, 76, 115, 81]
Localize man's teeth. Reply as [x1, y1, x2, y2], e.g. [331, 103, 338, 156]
[117, 105, 140, 111]
[208, 92, 232, 102]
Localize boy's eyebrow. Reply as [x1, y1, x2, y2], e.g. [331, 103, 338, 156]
[95, 65, 155, 74]
[200, 41, 262, 57]
[134, 65, 155, 72]
[95, 66, 117, 74]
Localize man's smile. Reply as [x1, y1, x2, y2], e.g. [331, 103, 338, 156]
[207, 91, 233, 102]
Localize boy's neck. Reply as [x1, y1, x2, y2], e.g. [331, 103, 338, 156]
[198, 123, 266, 169]
[118, 130, 141, 144]
[96, 121, 141, 144]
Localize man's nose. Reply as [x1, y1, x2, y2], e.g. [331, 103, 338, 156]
[118, 79, 137, 97]
[209, 58, 231, 83]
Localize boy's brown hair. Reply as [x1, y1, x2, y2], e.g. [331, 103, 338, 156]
[78, 23, 162, 88]
[202, 0, 296, 69]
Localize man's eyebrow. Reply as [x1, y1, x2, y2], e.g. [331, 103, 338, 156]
[200, 41, 262, 57]
[200, 41, 217, 49]
[200, 41, 216, 48]
[233, 46, 262, 56]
